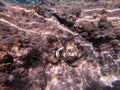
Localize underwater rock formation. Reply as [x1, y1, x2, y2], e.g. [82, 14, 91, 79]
[0, 1, 120, 90]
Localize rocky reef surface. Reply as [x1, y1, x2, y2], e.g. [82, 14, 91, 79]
[0, 1, 120, 90]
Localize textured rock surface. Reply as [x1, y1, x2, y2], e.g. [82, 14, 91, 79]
[0, 1, 120, 90]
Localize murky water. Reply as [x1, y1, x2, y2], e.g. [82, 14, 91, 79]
[0, 0, 42, 4]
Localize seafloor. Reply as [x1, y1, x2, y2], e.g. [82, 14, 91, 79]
[0, 0, 120, 90]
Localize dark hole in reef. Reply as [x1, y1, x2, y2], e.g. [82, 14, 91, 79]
[20, 48, 44, 68]
[86, 32, 112, 51]
[53, 14, 74, 29]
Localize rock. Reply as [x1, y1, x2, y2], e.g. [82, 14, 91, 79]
[0, 52, 13, 64]
[99, 44, 111, 51]
[35, 7, 45, 15]
[8, 74, 14, 82]
[110, 39, 120, 45]
[34, 3, 54, 18]
[82, 21, 97, 32]
[100, 14, 108, 21]
[114, 46, 120, 51]
[68, 15, 77, 23]
[101, 8, 107, 15]
[116, 51, 120, 59]
[53, 5, 81, 28]
[98, 14, 113, 29]
[50, 8, 57, 14]
[63, 42, 80, 63]
[47, 35, 58, 45]
[92, 13, 98, 19]
[91, 30, 101, 38]
[0, 63, 14, 72]
[60, 5, 81, 18]
[0, 1, 5, 7]
[48, 55, 58, 64]
[0, 72, 9, 84]
[80, 32, 89, 38]
[114, 28, 120, 37]
[112, 80, 120, 90]
[16, 48, 42, 67]
[107, 32, 116, 39]
[0, 1, 120, 90]
[101, 67, 109, 75]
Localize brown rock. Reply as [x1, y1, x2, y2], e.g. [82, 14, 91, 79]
[82, 21, 97, 32]
[107, 32, 116, 39]
[34, 3, 53, 18]
[63, 42, 79, 63]
[99, 44, 111, 51]
[98, 14, 113, 29]
[114, 28, 120, 37]
[101, 8, 107, 15]
[92, 13, 98, 19]
[116, 51, 120, 59]
[91, 30, 101, 38]
[114, 46, 120, 51]
[110, 39, 120, 45]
